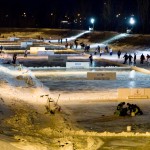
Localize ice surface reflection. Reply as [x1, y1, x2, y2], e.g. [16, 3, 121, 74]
[35, 70, 150, 92]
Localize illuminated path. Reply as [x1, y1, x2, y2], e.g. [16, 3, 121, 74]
[90, 33, 129, 48]
[45, 30, 90, 43]
[44, 30, 129, 49]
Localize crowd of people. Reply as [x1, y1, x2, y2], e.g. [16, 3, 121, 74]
[57, 38, 150, 66]
[122, 52, 150, 65]
[114, 102, 143, 117]
[88, 45, 150, 66]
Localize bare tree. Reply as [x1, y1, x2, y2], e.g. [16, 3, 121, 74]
[102, 0, 113, 30]
[137, 0, 150, 33]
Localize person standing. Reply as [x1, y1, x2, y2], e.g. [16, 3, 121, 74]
[146, 54, 150, 61]
[12, 53, 17, 64]
[74, 40, 78, 49]
[100, 50, 103, 56]
[123, 53, 128, 64]
[94, 48, 97, 55]
[128, 54, 133, 65]
[140, 54, 145, 64]
[0, 45, 3, 51]
[117, 50, 121, 59]
[97, 45, 100, 53]
[65, 42, 68, 49]
[109, 48, 113, 56]
[146, 54, 150, 66]
[0, 45, 3, 55]
[87, 45, 90, 52]
[24, 49, 28, 57]
[75, 42, 78, 49]
[69, 43, 73, 49]
[134, 53, 136, 65]
[105, 45, 109, 53]
[89, 54, 93, 65]
[80, 42, 85, 49]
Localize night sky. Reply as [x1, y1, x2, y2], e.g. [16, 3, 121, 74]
[0, 0, 149, 33]
[0, 0, 136, 14]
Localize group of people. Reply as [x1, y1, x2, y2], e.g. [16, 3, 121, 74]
[88, 47, 150, 67]
[123, 53, 136, 65]
[64, 40, 111, 54]
[122, 52, 150, 65]
[77, 41, 91, 52]
[11, 49, 28, 64]
[93, 45, 113, 56]
[114, 102, 143, 117]
[63, 39, 115, 57]
[58, 38, 63, 44]
[64, 39, 79, 49]
[42, 35, 150, 66]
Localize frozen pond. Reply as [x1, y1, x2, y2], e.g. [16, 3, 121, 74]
[34, 69, 150, 92]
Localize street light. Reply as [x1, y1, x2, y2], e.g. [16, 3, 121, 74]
[129, 17, 135, 26]
[129, 17, 135, 30]
[90, 18, 95, 30]
[127, 17, 135, 33]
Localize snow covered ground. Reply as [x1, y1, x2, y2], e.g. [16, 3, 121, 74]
[0, 30, 150, 149]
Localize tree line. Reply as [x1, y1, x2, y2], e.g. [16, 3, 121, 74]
[0, 0, 149, 33]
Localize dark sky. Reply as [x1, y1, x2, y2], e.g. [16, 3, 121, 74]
[0, 0, 139, 28]
[0, 0, 136, 14]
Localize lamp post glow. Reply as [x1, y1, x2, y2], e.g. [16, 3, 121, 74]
[129, 17, 135, 25]
[90, 18, 95, 30]
[127, 17, 135, 33]
[129, 17, 135, 30]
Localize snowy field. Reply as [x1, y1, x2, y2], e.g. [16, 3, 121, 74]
[0, 29, 150, 149]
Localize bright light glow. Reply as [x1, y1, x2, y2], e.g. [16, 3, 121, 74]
[44, 30, 90, 43]
[129, 70, 135, 80]
[101, 33, 128, 45]
[129, 81, 136, 87]
[116, 14, 121, 18]
[129, 17, 135, 25]
[91, 18, 95, 24]
[61, 20, 68, 24]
